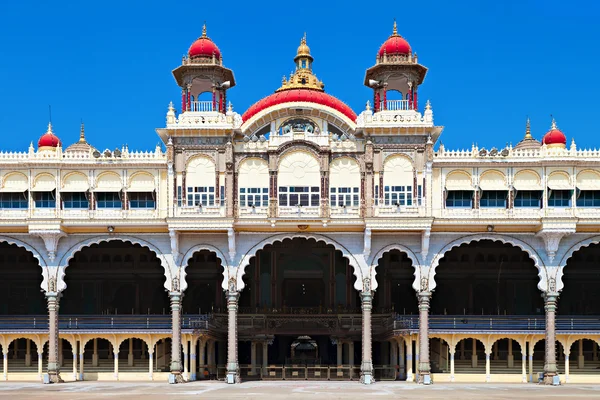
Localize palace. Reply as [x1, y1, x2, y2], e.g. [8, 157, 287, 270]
[1, 22, 599, 386]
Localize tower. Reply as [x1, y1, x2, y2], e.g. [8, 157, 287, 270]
[172, 24, 236, 114]
[364, 21, 427, 112]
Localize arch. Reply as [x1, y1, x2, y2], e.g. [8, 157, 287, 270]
[0, 235, 46, 268]
[479, 170, 508, 190]
[62, 172, 89, 191]
[383, 154, 413, 187]
[445, 170, 473, 190]
[57, 235, 172, 293]
[236, 234, 364, 292]
[180, 244, 229, 293]
[95, 171, 123, 191]
[128, 171, 156, 191]
[489, 336, 525, 354]
[32, 173, 56, 192]
[429, 234, 546, 292]
[186, 155, 216, 188]
[369, 244, 421, 292]
[576, 169, 600, 190]
[547, 171, 572, 190]
[513, 169, 542, 191]
[1, 171, 28, 191]
[557, 235, 600, 292]
[278, 150, 320, 187]
[329, 157, 360, 188]
[237, 158, 269, 192]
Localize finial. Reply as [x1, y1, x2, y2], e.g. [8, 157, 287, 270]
[425, 99, 432, 110]
[168, 101, 175, 112]
[47, 122, 53, 133]
[393, 19, 398, 36]
[551, 116, 557, 130]
[524, 117, 532, 139]
[301, 32, 307, 45]
[202, 22, 207, 38]
[79, 122, 86, 143]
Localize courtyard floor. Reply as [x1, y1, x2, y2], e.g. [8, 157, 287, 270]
[1, 381, 600, 400]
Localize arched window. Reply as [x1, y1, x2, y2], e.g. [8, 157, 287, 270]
[238, 158, 269, 208]
[329, 158, 360, 207]
[186, 156, 216, 207]
[383, 155, 415, 206]
[278, 151, 320, 207]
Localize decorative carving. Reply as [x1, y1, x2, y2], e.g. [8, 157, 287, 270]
[228, 277, 237, 293]
[363, 278, 371, 294]
[548, 277, 556, 293]
[174, 137, 227, 146]
[172, 276, 180, 292]
[420, 276, 429, 292]
[32, 230, 65, 263]
[48, 276, 57, 293]
[536, 229, 575, 263]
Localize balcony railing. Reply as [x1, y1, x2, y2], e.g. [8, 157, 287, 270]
[187, 101, 215, 112]
[393, 315, 600, 331]
[174, 205, 224, 217]
[379, 100, 411, 111]
[278, 206, 320, 217]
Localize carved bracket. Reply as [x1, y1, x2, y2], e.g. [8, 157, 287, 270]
[169, 229, 179, 264]
[421, 228, 431, 261]
[363, 228, 372, 259]
[32, 230, 65, 263]
[536, 229, 574, 263]
[227, 228, 236, 264]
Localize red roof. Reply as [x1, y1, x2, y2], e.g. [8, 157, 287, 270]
[38, 124, 61, 148]
[378, 35, 411, 57]
[543, 128, 567, 146]
[188, 37, 221, 60]
[242, 89, 357, 123]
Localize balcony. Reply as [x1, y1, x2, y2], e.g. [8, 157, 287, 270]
[330, 206, 361, 218]
[380, 100, 411, 111]
[373, 205, 425, 217]
[278, 206, 320, 218]
[238, 206, 269, 218]
[174, 205, 224, 218]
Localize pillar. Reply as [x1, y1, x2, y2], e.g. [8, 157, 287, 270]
[450, 350, 455, 382]
[360, 291, 373, 384]
[113, 345, 119, 380]
[72, 341, 78, 381]
[190, 339, 197, 381]
[543, 294, 558, 384]
[578, 340, 584, 369]
[565, 352, 570, 383]
[199, 340, 205, 378]
[209, 340, 216, 374]
[92, 339, 98, 367]
[250, 341, 257, 375]
[79, 343, 84, 381]
[262, 340, 269, 370]
[183, 340, 189, 380]
[38, 351, 43, 379]
[25, 340, 31, 367]
[390, 340, 398, 370]
[415, 337, 420, 380]
[149, 348, 154, 381]
[508, 339, 514, 368]
[521, 346, 527, 383]
[2, 350, 7, 381]
[128, 338, 134, 367]
[485, 352, 491, 382]
[226, 291, 240, 384]
[528, 343, 533, 383]
[471, 339, 478, 368]
[398, 340, 405, 380]
[460, 340, 465, 360]
[418, 292, 431, 384]
[337, 341, 343, 365]
[170, 292, 183, 382]
[59, 339, 63, 367]
[46, 293, 62, 383]
[406, 338, 413, 382]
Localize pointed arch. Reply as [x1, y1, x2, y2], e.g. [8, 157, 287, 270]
[57, 235, 172, 293]
[236, 233, 364, 292]
[557, 235, 600, 292]
[429, 234, 546, 292]
[180, 244, 229, 293]
[369, 244, 421, 292]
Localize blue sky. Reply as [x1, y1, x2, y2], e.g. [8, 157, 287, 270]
[0, 0, 598, 151]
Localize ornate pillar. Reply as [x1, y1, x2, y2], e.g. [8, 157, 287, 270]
[199, 339, 205, 378]
[485, 351, 491, 382]
[2, 349, 6, 381]
[543, 293, 559, 384]
[508, 339, 514, 367]
[128, 339, 134, 367]
[79, 344, 84, 381]
[521, 349, 527, 383]
[38, 351, 43, 379]
[417, 292, 431, 384]
[46, 293, 62, 383]
[262, 340, 269, 371]
[190, 339, 197, 381]
[226, 288, 240, 384]
[565, 351, 570, 383]
[398, 339, 405, 380]
[337, 340, 343, 365]
[92, 339, 98, 366]
[360, 287, 374, 384]
[183, 340, 189, 380]
[406, 337, 413, 382]
[149, 347, 154, 381]
[250, 341, 257, 375]
[450, 349, 455, 382]
[113, 347, 119, 380]
[170, 292, 183, 382]
[72, 341, 78, 381]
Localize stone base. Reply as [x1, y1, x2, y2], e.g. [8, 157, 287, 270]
[543, 373, 560, 385]
[418, 372, 432, 385]
[44, 372, 63, 384]
[360, 372, 374, 385]
[168, 373, 185, 384]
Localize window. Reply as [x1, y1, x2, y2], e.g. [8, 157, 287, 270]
[177, 186, 182, 207]
[576, 190, 600, 207]
[548, 189, 571, 207]
[278, 186, 319, 207]
[0, 192, 28, 209]
[330, 187, 359, 207]
[33, 191, 55, 208]
[187, 186, 214, 207]
[514, 190, 542, 208]
[384, 185, 412, 206]
[129, 192, 155, 209]
[240, 187, 268, 207]
[417, 184, 423, 206]
[62, 192, 89, 209]
[96, 192, 122, 209]
[375, 185, 379, 206]
[220, 185, 225, 207]
[446, 190, 473, 208]
[480, 190, 507, 208]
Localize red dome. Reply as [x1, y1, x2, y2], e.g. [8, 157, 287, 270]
[38, 124, 61, 148]
[188, 37, 221, 60]
[543, 128, 567, 146]
[242, 89, 357, 123]
[378, 35, 411, 57]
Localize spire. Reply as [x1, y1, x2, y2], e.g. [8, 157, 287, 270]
[524, 117, 532, 139]
[551, 116, 558, 130]
[47, 122, 53, 134]
[392, 19, 398, 36]
[79, 122, 87, 143]
[202, 22, 207, 38]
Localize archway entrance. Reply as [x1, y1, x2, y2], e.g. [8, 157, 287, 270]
[238, 238, 360, 380]
[0, 242, 45, 315]
[561, 243, 600, 315]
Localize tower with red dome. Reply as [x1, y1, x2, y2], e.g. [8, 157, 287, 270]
[38, 122, 61, 151]
[542, 118, 567, 148]
[364, 21, 427, 113]
[172, 24, 235, 114]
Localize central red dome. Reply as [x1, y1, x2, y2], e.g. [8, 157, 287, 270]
[188, 25, 221, 60]
[542, 119, 567, 147]
[38, 123, 61, 149]
[242, 89, 357, 123]
[378, 35, 411, 57]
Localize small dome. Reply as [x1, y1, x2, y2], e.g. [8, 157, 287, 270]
[188, 24, 221, 60]
[542, 119, 567, 147]
[65, 123, 95, 153]
[38, 123, 61, 149]
[515, 118, 541, 150]
[295, 34, 312, 60]
[378, 21, 411, 57]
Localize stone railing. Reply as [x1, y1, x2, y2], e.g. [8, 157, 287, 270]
[436, 144, 600, 160]
[356, 103, 434, 128]
[278, 206, 320, 218]
[0, 147, 166, 164]
[174, 205, 224, 218]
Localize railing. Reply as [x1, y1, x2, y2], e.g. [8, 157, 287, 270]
[394, 315, 600, 331]
[238, 206, 269, 217]
[374, 205, 424, 217]
[330, 206, 361, 217]
[187, 101, 214, 112]
[380, 100, 411, 111]
[174, 205, 224, 217]
[278, 206, 320, 217]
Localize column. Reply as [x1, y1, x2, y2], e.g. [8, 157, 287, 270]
[46, 293, 62, 383]
[417, 292, 431, 384]
[199, 340, 205, 378]
[528, 343, 533, 383]
[79, 343, 84, 381]
[250, 341, 257, 375]
[92, 339, 98, 367]
[360, 291, 373, 384]
[209, 340, 216, 374]
[521, 346, 527, 383]
[262, 340, 269, 371]
[406, 338, 413, 382]
[460, 340, 465, 360]
[398, 339, 405, 380]
[543, 294, 558, 384]
[337, 341, 343, 365]
[390, 340, 398, 369]
[113, 345, 119, 380]
[472, 339, 478, 368]
[2, 350, 6, 381]
[59, 340, 63, 367]
[578, 340, 584, 369]
[128, 338, 134, 367]
[25, 340, 31, 367]
[349, 341, 355, 378]
[226, 291, 240, 384]
[72, 341, 78, 381]
[38, 351, 43, 379]
[565, 351, 570, 383]
[149, 347, 154, 381]
[183, 340, 189, 380]
[415, 337, 420, 380]
[485, 352, 491, 382]
[450, 350, 455, 382]
[508, 339, 514, 368]
[190, 339, 197, 381]
[170, 292, 183, 382]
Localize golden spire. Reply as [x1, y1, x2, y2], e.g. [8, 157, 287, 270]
[202, 22, 207, 38]
[393, 19, 398, 36]
[277, 34, 323, 92]
[296, 33, 312, 60]
[79, 122, 87, 143]
[524, 117, 532, 139]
